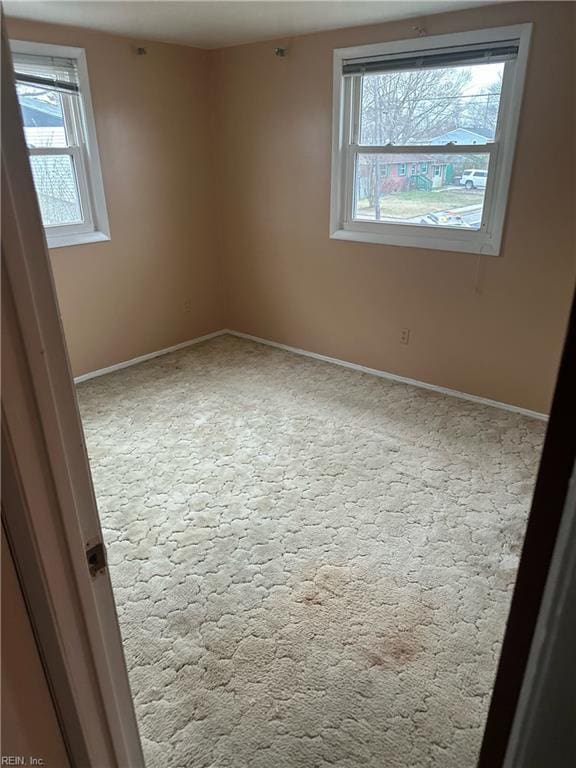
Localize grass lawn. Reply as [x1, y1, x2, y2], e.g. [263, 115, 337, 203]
[357, 188, 484, 218]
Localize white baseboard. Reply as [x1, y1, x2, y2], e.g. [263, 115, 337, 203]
[73, 330, 227, 384]
[225, 329, 549, 422]
[74, 326, 548, 421]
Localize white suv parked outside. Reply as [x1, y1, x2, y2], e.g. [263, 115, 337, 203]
[460, 169, 488, 190]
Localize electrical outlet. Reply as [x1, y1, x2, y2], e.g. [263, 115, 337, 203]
[400, 328, 410, 345]
[183, 300, 192, 313]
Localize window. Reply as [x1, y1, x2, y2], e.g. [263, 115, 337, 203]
[11, 41, 109, 248]
[330, 25, 532, 255]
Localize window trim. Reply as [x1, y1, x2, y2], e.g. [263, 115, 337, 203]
[330, 24, 532, 256]
[11, 40, 110, 249]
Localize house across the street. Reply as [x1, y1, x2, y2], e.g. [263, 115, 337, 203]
[357, 155, 453, 197]
[357, 126, 493, 198]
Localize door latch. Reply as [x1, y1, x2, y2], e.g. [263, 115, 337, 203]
[86, 539, 107, 577]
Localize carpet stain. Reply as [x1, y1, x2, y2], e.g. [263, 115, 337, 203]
[367, 635, 421, 668]
[302, 594, 323, 605]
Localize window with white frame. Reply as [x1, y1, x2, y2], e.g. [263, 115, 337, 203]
[11, 41, 110, 248]
[330, 25, 531, 255]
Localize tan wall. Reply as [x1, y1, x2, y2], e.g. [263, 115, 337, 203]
[6, 18, 224, 378]
[214, 1, 576, 413]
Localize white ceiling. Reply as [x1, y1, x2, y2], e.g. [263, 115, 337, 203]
[4, 0, 492, 49]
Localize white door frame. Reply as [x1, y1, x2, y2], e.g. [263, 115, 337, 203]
[1, 33, 144, 767]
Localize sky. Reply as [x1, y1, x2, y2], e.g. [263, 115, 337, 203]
[463, 62, 504, 95]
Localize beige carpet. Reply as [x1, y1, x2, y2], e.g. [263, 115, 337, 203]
[77, 335, 544, 768]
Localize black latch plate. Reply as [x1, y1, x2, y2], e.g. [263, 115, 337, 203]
[86, 540, 107, 577]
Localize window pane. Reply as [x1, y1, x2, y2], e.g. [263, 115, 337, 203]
[359, 63, 505, 146]
[16, 83, 68, 148]
[354, 153, 489, 229]
[29, 154, 83, 226]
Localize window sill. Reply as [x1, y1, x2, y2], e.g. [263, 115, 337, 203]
[46, 230, 110, 250]
[330, 226, 500, 256]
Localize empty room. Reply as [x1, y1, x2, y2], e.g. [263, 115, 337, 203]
[2, 1, 575, 767]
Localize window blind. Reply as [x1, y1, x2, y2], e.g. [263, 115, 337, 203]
[342, 40, 519, 76]
[12, 52, 80, 94]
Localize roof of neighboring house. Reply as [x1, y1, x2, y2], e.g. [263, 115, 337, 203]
[18, 94, 63, 128]
[426, 127, 493, 145]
